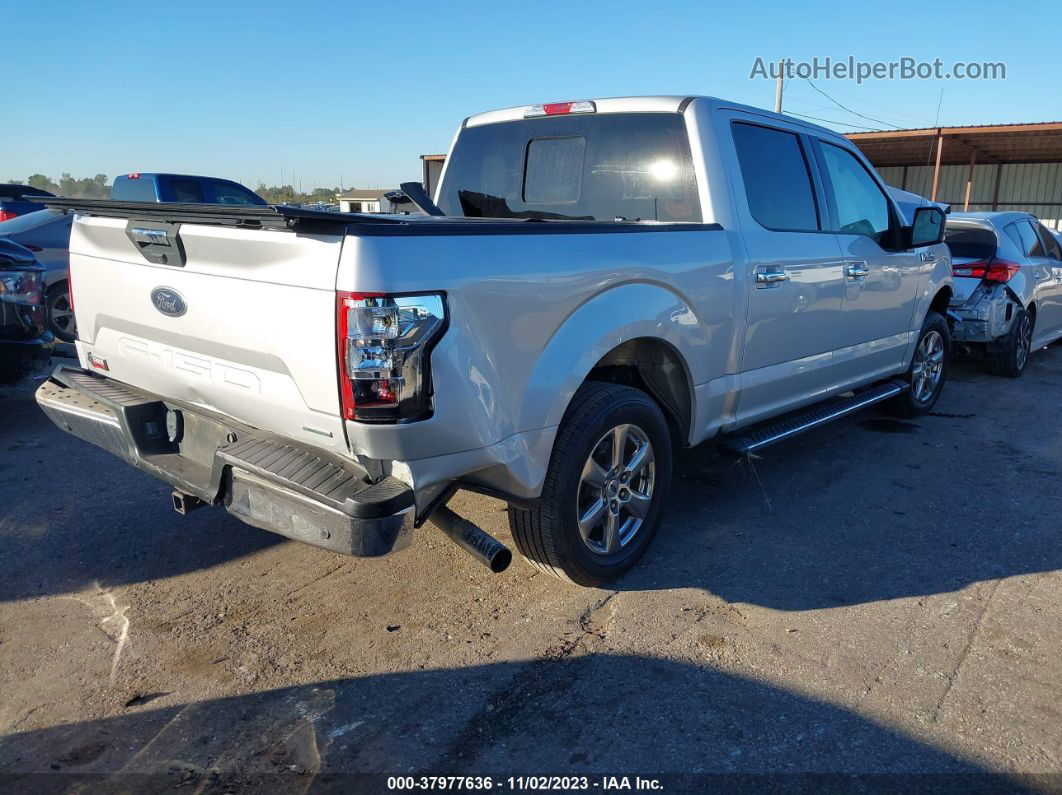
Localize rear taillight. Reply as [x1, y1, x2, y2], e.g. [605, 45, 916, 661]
[0, 211, 18, 222]
[336, 292, 446, 423]
[952, 258, 1021, 283]
[0, 270, 44, 306]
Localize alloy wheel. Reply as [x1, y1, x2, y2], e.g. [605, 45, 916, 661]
[1015, 314, 1032, 370]
[576, 423, 656, 556]
[50, 291, 76, 338]
[912, 330, 945, 402]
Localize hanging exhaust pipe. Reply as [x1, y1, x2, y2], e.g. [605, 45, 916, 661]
[430, 505, 512, 573]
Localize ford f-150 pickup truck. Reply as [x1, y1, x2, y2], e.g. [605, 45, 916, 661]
[35, 96, 952, 586]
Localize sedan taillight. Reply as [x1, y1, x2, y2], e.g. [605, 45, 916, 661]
[0, 211, 18, 222]
[0, 269, 44, 306]
[336, 292, 446, 423]
[952, 258, 1021, 283]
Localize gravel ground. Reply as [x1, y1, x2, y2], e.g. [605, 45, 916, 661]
[0, 347, 1060, 792]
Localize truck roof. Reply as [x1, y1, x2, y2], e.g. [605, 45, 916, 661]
[463, 95, 845, 141]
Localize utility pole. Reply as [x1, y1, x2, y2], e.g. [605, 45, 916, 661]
[774, 58, 784, 113]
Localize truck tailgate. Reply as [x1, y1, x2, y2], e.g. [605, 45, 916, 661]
[70, 214, 348, 452]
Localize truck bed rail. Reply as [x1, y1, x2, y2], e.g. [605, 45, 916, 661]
[29, 197, 402, 231]
[29, 197, 723, 236]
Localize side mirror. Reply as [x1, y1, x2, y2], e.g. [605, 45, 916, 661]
[907, 206, 946, 248]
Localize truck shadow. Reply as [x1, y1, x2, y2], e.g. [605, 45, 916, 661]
[4, 349, 1061, 611]
[614, 353, 1062, 609]
[0, 382, 281, 603]
[0, 655, 1016, 789]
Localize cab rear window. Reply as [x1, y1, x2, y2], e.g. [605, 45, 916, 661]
[944, 225, 997, 260]
[438, 113, 700, 222]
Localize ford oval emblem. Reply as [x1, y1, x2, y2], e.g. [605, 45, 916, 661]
[150, 287, 187, 318]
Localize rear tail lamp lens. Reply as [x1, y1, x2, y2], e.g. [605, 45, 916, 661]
[0, 211, 18, 222]
[0, 270, 44, 306]
[337, 292, 446, 422]
[985, 260, 1021, 283]
[952, 258, 1021, 283]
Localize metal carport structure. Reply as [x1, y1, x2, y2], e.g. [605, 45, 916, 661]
[847, 122, 1062, 228]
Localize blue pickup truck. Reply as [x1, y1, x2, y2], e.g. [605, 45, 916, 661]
[111, 173, 266, 205]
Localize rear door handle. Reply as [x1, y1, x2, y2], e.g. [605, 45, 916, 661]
[846, 262, 869, 280]
[755, 266, 789, 288]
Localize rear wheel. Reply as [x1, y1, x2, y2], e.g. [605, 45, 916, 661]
[986, 307, 1032, 378]
[889, 310, 949, 417]
[508, 382, 672, 587]
[47, 282, 76, 343]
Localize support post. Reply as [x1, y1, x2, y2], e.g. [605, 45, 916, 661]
[963, 149, 976, 211]
[774, 59, 784, 113]
[992, 162, 1003, 211]
[930, 132, 944, 202]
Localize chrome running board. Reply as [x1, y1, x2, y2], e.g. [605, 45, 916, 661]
[718, 379, 909, 457]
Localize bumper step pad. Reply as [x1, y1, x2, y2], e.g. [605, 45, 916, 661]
[36, 366, 414, 557]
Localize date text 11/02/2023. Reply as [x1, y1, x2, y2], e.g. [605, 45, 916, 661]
[386, 776, 664, 790]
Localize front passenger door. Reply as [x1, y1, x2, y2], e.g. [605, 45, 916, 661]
[815, 141, 922, 384]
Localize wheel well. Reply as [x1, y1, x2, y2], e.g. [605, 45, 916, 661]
[1027, 301, 1037, 326]
[929, 286, 952, 318]
[585, 338, 693, 446]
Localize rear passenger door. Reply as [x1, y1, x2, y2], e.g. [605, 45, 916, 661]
[726, 118, 848, 425]
[813, 139, 922, 383]
[1030, 221, 1062, 342]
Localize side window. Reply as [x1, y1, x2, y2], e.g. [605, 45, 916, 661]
[1014, 220, 1044, 258]
[819, 142, 891, 246]
[1033, 221, 1061, 260]
[731, 122, 819, 231]
[209, 181, 263, 205]
[165, 178, 204, 203]
[1004, 223, 1024, 252]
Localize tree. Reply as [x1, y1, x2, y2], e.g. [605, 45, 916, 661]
[27, 174, 60, 193]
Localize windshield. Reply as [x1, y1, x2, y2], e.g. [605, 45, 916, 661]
[438, 113, 700, 222]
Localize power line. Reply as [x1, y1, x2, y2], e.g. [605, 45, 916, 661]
[812, 82, 936, 126]
[784, 111, 883, 131]
[804, 79, 907, 130]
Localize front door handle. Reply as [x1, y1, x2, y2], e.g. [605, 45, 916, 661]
[755, 266, 789, 288]
[846, 262, 870, 280]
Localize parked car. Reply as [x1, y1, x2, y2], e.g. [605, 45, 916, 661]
[945, 212, 1062, 377]
[34, 95, 951, 586]
[0, 184, 56, 222]
[111, 173, 266, 205]
[0, 209, 75, 342]
[0, 237, 50, 382]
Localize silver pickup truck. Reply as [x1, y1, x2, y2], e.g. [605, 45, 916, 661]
[36, 95, 952, 586]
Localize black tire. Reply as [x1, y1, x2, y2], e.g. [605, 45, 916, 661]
[508, 382, 672, 587]
[889, 310, 950, 417]
[986, 307, 1032, 378]
[47, 282, 76, 343]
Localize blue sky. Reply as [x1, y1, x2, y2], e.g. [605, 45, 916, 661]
[5, 0, 1057, 190]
